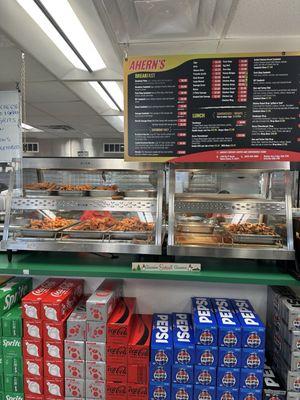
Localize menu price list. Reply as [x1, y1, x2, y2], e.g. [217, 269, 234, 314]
[126, 55, 300, 161]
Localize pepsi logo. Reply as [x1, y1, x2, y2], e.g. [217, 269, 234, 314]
[175, 388, 189, 400]
[200, 350, 214, 366]
[223, 332, 237, 347]
[244, 395, 257, 400]
[154, 367, 168, 382]
[199, 330, 214, 345]
[222, 372, 236, 387]
[297, 361, 300, 370]
[247, 332, 261, 348]
[197, 390, 212, 400]
[153, 386, 167, 400]
[221, 392, 234, 400]
[223, 352, 237, 367]
[246, 353, 261, 368]
[296, 339, 300, 350]
[177, 349, 191, 364]
[197, 370, 212, 385]
[269, 397, 280, 400]
[176, 369, 190, 384]
[155, 350, 168, 365]
[294, 377, 300, 391]
[245, 373, 259, 388]
[294, 318, 300, 329]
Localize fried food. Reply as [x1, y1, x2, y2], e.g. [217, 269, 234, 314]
[25, 182, 56, 190]
[71, 217, 117, 231]
[28, 217, 76, 230]
[59, 184, 93, 191]
[94, 184, 118, 191]
[111, 216, 153, 232]
[226, 222, 275, 235]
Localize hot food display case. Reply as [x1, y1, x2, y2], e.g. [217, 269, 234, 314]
[2, 158, 164, 255]
[167, 162, 295, 260]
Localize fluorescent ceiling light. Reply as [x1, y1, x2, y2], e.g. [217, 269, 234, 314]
[16, 0, 87, 70]
[22, 123, 44, 132]
[101, 81, 124, 111]
[40, 0, 106, 71]
[89, 81, 119, 111]
[103, 116, 124, 133]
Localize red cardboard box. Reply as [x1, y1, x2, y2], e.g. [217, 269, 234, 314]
[24, 357, 44, 378]
[25, 395, 44, 400]
[65, 378, 85, 398]
[44, 378, 64, 398]
[42, 279, 84, 322]
[128, 364, 148, 385]
[107, 297, 136, 344]
[128, 384, 148, 400]
[65, 359, 85, 379]
[86, 361, 106, 381]
[106, 363, 127, 383]
[23, 319, 43, 340]
[86, 380, 105, 399]
[44, 340, 64, 361]
[65, 339, 85, 361]
[23, 338, 43, 359]
[128, 314, 152, 365]
[107, 343, 127, 364]
[44, 359, 64, 379]
[43, 309, 72, 342]
[22, 278, 63, 320]
[24, 376, 44, 396]
[106, 382, 127, 400]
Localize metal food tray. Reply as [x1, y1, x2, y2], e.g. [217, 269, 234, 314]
[25, 189, 55, 197]
[106, 230, 153, 239]
[88, 189, 117, 198]
[63, 229, 109, 239]
[124, 189, 157, 198]
[176, 222, 214, 234]
[58, 190, 87, 197]
[19, 228, 63, 238]
[230, 233, 281, 244]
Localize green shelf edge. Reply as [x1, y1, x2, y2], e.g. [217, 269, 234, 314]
[0, 252, 299, 286]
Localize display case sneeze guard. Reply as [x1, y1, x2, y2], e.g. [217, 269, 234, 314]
[2, 158, 164, 255]
[167, 162, 295, 260]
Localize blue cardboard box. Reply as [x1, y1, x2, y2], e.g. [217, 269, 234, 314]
[214, 307, 241, 348]
[172, 364, 194, 384]
[231, 299, 255, 313]
[218, 348, 241, 368]
[191, 297, 213, 312]
[194, 366, 216, 386]
[235, 310, 265, 349]
[211, 298, 234, 311]
[150, 382, 171, 400]
[240, 368, 264, 390]
[194, 386, 215, 400]
[172, 384, 193, 400]
[239, 388, 262, 400]
[151, 314, 173, 366]
[195, 345, 218, 367]
[241, 348, 265, 369]
[217, 388, 239, 400]
[217, 367, 240, 389]
[192, 307, 218, 346]
[173, 313, 195, 364]
[150, 362, 172, 383]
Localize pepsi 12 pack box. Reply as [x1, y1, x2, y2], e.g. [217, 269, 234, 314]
[172, 383, 193, 400]
[239, 388, 262, 400]
[217, 367, 240, 389]
[194, 386, 215, 400]
[240, 368, 264, 390]
[212, 299, 241, 348]
[195, 346, 218, 367]
[194, 366, 216, 387]
[191, 298, 217, 347]
[217, 387, 239, 400]
[151, 314, 173, 366]
[173, 313, 195, 365]
[235, 308, 265, 349]
[150, 363, 171, 383]
[218, 348, 241, 368]
[241, 348, 265, 369]
[231, 299, 255, 313]
[172, 365, 193, 384]
[150, 382, 171, 400]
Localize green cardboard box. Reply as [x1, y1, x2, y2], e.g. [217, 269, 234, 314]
[2, 306, 22, 338]
[4, 376, 23, 394]
[0, 278, 32, 316]
[4, 393, 23, 400]
[0, 376, 4, 392]
[2, 339, 21, 359]
[3, 356, 22, 376]
[0, 356, 3, 375]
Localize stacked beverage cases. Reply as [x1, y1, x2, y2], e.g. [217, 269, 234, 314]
[22, 278, 84, 400]
[150, 298, 266, 400]
[267, 286, 300, 399]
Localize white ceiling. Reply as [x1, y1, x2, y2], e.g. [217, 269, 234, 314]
[0, 0, 299, 142]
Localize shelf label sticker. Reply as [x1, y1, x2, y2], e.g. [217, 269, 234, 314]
[132, 263, 201, 272]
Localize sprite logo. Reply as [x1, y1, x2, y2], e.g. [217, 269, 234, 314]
[176, 368, 190, 383]
[4, 284, 28, 311]
[198, 390, 212, 400]
[2, 338, 21, 347]
[5, 396, 23, 400]
[175, 388, 189, 400]
[222, 372, 236, 387]
[153, 387, 167, 400]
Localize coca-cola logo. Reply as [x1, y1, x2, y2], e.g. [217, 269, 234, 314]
[108, 385, 126, 394]
[107, 365, 126, 375]
[129, 348, 149, 357]
[109, 326, 127, 336]
[128, 386, 147, 395]
[32, 287, 50, 295]
[51, 288, 70, 297]
[108, 346, 127, 356]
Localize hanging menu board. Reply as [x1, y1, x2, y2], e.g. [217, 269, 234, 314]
[124, 52, 300, 162]
[0, 91, 21, 162]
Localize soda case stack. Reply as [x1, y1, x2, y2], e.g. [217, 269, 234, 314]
[106, 296, 136, 400]
[267, 286, 300, 399]
[22, 278, 84, 400]
[84, 279, 123, 400]
[263, 364, 286, 400]
[0, 276, 33, 400]
[64, 297, 87, 400]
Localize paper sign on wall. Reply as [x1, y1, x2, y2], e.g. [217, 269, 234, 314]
[0, 91, 22, 162]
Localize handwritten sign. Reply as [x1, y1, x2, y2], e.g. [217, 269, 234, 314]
[0, 91, 21, 162]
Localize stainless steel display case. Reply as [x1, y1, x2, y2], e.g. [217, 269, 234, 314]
[2, 158, 164, 255]
[167, 162, 295, 260]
